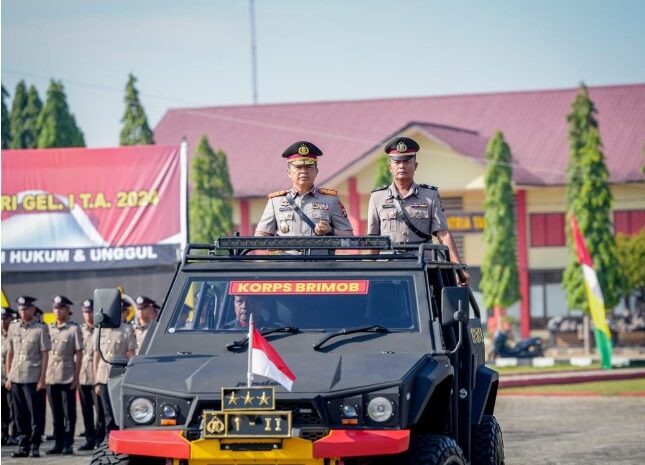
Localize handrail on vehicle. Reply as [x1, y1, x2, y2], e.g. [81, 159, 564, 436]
[182, 236, 454, 266]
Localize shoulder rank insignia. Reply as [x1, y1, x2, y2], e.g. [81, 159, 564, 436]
[418, 183, 438, 191]
[267, 190, 288, 199]
[318, 187, 338, 196]
[371, 185, 388, 193]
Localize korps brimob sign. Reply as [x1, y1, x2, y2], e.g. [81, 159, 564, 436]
[1, 145, 186, 271]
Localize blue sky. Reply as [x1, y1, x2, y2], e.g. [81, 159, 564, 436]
[2, 0, 644, 147]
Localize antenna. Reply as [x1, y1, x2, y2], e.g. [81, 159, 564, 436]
[249, 0, 258, 104]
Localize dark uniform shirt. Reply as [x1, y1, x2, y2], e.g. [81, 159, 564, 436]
[7, 320, 52, 384]
[367, 182, 448, 242]
[46, 322, 82, 384]
[256, 187, 353, 236]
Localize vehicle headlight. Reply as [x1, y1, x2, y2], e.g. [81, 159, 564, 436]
[367, 396, 394, 423]
[342, 404, 359, 418]
[129, 397, 155, 424]
[161, 403, 178, 419]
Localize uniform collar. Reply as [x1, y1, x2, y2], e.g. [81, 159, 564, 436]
[53, 321, 70, 329]
[289, 186, 319, 198]
[388, 182, 419, 200]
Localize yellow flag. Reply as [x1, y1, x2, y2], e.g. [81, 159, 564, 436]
[1, 288, 9, 308]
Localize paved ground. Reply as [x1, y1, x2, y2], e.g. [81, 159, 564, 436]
[2, 396, 644, 464]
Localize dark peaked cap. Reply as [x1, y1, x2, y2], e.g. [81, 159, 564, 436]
[282, 141, 323, 164]
[53, 295, 74, 307]
[384, 137, 420, 160]
[16, 296, 37, 307]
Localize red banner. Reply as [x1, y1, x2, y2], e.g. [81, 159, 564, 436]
[1, 145, 184, 271]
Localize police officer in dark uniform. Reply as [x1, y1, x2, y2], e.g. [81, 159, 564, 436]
[78, 299, 104, 450]
[4, 296, 51, 458]
[45, 296, 82, 455]
[1, 306, 18, 446]
[367, 137, 471, 286]
[255, 141, 353, 237]
[132, 296, 159, 354]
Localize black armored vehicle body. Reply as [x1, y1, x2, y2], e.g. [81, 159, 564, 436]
[92, 236, 503, 465]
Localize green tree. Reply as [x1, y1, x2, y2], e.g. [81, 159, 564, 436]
[37, 80, 85, 148]
[373, 155, 392, 188]
[119, 73, 154, 146]
[480, 131, 520, 310]
[615, 230, 645, 307]
[1, 85, 10, 149]
[189, 135, 234, 243]
[563, 83, 621, 311]
[21, 85, 43, 148]
[9, 80, 28, 149]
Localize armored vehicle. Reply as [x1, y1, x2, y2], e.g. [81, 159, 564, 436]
[91, 236, 503, 465]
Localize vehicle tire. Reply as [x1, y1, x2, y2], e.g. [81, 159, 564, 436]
[399, 433, 466, 465]
[90, 440, 164, 465]
[90, 440, 130, 465]
[472, 415, 505, 465]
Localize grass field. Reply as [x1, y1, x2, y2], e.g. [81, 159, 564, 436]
[500, 378, 645, 396]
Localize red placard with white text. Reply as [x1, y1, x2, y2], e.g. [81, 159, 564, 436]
[1, 145, 184, 271]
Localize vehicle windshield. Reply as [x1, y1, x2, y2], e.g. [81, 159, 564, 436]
[168, 276, 418, 333]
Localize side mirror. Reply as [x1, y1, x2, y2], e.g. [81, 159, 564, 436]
[93, 289, 122, 329]
[441, 287, 469, 327]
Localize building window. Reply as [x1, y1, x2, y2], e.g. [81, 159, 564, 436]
[530, 213, 565, 247]
[614, 210, 645, 235]
[529, 270, 567, 328]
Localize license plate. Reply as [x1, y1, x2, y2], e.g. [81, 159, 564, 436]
[203, 410, 292, 438]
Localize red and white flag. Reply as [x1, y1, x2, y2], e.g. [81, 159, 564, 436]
[248, 320, 296, 391]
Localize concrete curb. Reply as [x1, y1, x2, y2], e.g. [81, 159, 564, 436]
[499, 367, 645, 388]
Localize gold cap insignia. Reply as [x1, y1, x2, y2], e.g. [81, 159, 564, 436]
[298, 144, 310, 156]
[396, 140, 408, 153]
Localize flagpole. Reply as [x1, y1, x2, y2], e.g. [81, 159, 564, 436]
[247, 313, 254, 387]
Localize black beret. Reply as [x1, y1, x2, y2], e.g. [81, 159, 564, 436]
[135, 295, 160, 310]
[82, 299, 94, 311]
[53, 295, 74, 308]
[384, 137, 420, 160]
[282, 141, 323, 164]
[16, 296, 37, 307]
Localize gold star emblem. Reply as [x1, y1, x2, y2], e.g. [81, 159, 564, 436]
[298, 144, 310, 156]
[258, 391, 271, 406]
[243, 391, 254, 405]
[227, 391, 239, 406]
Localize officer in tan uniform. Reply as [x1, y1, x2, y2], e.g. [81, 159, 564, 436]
[255, 141, 354, 237]
[4, 296, 51, 458]
[45, 295, 82, 455]
[132, 296, 159, 354]
[367, 137, 471, 286]
[78, 299, 103, 451]
[93, 300, 136, 436]
[1, 306, 18, 446]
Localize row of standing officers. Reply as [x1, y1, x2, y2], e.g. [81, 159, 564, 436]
[1, 294, 159, 458]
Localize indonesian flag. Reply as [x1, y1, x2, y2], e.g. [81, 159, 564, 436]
[248, 319, 296, 391]
[569, 214, 612, 369]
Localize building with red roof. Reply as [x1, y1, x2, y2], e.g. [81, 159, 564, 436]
[155, 84, 645, 336]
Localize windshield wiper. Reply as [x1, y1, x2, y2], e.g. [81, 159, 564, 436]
[226, 326, 300, 352]
[313, 325, 390, 351]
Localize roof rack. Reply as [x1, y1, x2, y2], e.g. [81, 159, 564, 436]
[182, 236, 453, 266]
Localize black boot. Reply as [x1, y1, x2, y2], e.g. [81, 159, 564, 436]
[78, 441, 95, 451]
[46, 445, 63, 454]
[11, 447, 30, 458]
[31, 446, 41, 457]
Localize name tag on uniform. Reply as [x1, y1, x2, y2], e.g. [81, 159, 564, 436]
[278, 206, 292, 211]
[312, 202, 329, 210]
[381, 204, 394, 209]
[410, 204, 428, 209]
